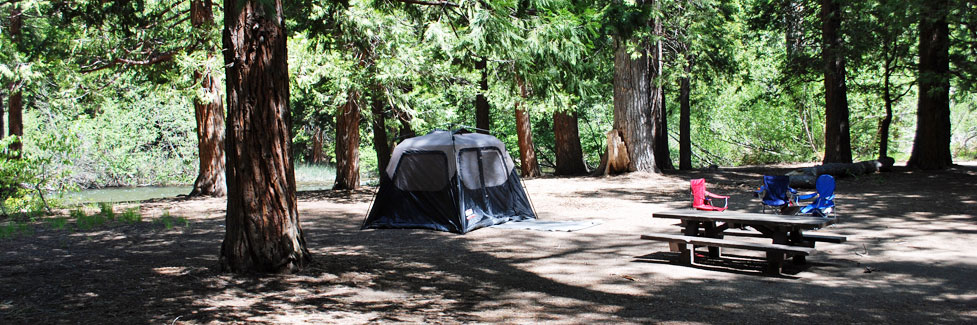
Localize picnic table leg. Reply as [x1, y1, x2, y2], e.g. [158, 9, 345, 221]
[704, 221, 722, 258]
[681, 221, 701, 262]
[765, 231, 789, 275]
[789, 230, 810, 264]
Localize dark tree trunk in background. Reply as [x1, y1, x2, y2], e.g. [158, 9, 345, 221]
[679, 58, 692, 170]
[311, 127, 325, 163]
[334, 92, 361, 190]
[553, 110, 588, 175]
[821, 0, 852, 164]
[371, 91, 391, 171]
[655, 83, 672, 170]
[188, 0, 226, 197]
[908, 0, 952, 170]
[877, 59, 894, 160]
[475, 58, 490, 134]
[610, 0, 661, 173]
[0, 92, 4, 142]
[220, 0, 309, 274]
[395, 106, 416, 140]
[514, 77, 540, 177]
[8, 8, 23, 157]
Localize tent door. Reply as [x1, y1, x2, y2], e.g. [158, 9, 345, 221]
[458, 147, 511, 225]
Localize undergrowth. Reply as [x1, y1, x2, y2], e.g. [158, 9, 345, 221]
[0, 203, 188, 240]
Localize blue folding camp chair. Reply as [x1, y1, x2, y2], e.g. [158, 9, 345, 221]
[754, 175, 797, 214]
[796, 174, 836, 217]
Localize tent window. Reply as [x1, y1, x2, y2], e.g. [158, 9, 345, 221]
[459, 148, 508, 190]
[394, 151, 449, 191]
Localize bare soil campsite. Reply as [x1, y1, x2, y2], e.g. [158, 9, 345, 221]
[2, 163, 976, 324]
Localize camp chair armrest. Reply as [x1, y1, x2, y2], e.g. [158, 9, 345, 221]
[788, 187, 798, 194]
[796, 193, 818, 201]
[705, 191, 729, 199]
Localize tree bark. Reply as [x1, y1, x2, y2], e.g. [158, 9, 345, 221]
[475, 57, 490, 134]
[311, 126, 325, 163]
[655, 81, 672, 170]
[334, 91, 361, 190]
[821, 0, 852, 164]
[877, 57, 894, 161]
[220, 0, 309, 273]
[679, 58, 692, 170]
[610, 0, 661, 173]
[188, 0, 226, 197]
[552, 110, 588, 175]
[513, 77, 541, 177]
[7, 7, 23, 157]
[371, 90, 391, 171]
[908, 0, 952, 170]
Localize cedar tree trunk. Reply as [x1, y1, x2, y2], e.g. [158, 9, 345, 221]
[552, 110, 588, 175]
[188, 0, 227, 197]
[334, 92, 361, 190]
[610, 1, 661, 173]
[7, 8, 22, 157]
[311, 126, 325, 163]
[821, 0, 853, 163]
[220, 0, 310, 273]
[877, 58, 894, 160]
[908, 0, 952, 169]
[475, 58, 490, 134]
[679, 59, 692, 170]
[655, 83, 672, 170]
[514, 77, 540, 177]
[371, 91, 391, 171]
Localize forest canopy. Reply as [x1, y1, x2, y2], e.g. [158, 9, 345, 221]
[1, 0, 976, 196]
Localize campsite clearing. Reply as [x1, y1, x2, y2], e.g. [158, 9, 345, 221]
[1, 163, 976, 323]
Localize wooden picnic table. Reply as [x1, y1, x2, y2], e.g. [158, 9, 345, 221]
[643, 209, 843, 275]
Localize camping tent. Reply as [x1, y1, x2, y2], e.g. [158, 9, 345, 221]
[362, 130, 536, 233]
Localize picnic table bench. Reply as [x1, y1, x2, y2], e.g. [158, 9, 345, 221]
[642, 209, 844, 275]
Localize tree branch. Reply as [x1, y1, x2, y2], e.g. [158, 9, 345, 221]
[80, 48, 185, 73]
[389, 0, 459, 8]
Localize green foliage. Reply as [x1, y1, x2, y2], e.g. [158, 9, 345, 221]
[155, 210, 188, 229]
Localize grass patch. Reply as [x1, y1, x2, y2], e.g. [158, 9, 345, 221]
[0, 221, 31, 239]
[118, 207, 142, 223]
[294, 163, 336, 185]
[46, 216, 69, 230]
[155, 210, 188, 229]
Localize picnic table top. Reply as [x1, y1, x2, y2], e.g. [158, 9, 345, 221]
[652, 209, 836, 228]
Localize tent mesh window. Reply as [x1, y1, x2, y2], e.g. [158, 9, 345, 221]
[393, 151, 450, 191]
[459, 148, 508, 190]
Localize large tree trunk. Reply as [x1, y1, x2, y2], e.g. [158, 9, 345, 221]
[475, 57, 490, 134]
[334, 92, 361, 190]
[188, 0, 226, 197]
[679, 58, 692, 170]
[7, 7, 22, 157]
[610, 0, 661, 173]
[552, 110, 588, 175]
[908, 0, 952, 170]
[514, 77, 540, 177]
[220, 0, 309, 273]
[821, 0, 852, 164]
[371, 90, 391, 171]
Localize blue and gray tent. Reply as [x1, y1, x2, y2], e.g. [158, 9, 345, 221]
[362, 129, 536, 233]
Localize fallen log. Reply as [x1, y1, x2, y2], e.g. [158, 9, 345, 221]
[786, 160, 883, 188]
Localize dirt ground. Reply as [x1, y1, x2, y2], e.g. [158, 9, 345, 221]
[2, 162, 976, 324]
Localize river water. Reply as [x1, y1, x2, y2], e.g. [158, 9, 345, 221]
[63, 182, 336, 205]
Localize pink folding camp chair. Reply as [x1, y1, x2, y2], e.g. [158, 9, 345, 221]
[690, 178, 729, 211]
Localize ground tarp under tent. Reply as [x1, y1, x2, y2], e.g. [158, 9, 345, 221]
[362, 129, 536, 233]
